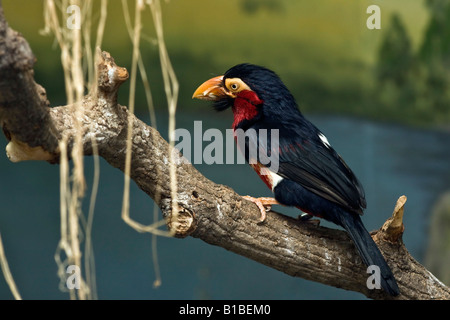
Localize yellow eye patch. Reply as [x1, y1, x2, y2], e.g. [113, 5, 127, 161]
[224, 78, 252, 96]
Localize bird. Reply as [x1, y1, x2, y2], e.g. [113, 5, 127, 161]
[192, 63, 400, 296]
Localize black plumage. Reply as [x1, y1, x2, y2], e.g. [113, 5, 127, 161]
[227, 64, 366, 215]
[193, 63, 400, 296]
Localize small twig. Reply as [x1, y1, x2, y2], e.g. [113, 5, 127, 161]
[381, 195, 407, 243]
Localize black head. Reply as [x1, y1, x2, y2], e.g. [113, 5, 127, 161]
[192, 63, 298, 115]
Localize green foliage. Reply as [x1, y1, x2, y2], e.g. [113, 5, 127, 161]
[374, 7, 450, 126]
[420, 0, 450, 67]
[376, 14, 414, 86]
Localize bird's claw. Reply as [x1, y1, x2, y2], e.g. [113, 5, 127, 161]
[298, 213, 321, 226]
[242, 196, 279, 223]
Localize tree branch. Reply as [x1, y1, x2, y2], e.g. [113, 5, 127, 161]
[0, 5, 448, 300]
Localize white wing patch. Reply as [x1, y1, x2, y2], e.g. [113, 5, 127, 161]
[267, 170, 284, 191]
[318, 133, 331, 148]
[258, 165, 284, 191]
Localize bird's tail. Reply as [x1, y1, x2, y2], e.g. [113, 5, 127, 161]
[337, 211, 400, 296]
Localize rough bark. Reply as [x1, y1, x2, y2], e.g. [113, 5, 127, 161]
[0, 4, 449, 300]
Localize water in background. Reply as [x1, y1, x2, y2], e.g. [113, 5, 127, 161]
[0, 110, 449, 300]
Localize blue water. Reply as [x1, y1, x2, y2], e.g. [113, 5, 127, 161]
[0, 111, 449, 300]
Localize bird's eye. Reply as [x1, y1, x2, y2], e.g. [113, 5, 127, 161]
[230, 83, 239, 91]
[225, 78, 250, 95]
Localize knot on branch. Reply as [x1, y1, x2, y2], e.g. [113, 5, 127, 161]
[95, 48, 129, 104]
[161, 199, 197, 238]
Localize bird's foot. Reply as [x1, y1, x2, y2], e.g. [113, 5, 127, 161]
[242, 196, 279, 223]
[297, 213, 321, 226]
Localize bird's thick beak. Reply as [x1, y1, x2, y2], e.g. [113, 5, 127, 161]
[192, 75, 228, 101]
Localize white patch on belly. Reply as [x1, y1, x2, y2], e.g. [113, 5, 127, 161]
[253, 164, 284, 191]
[265, 168, 284, 191]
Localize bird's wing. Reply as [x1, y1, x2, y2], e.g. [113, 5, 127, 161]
[243, 121, 366, 215]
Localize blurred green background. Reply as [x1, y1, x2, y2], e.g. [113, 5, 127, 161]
[1, 0, 449, 300]
[4, 0, 448, 126]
